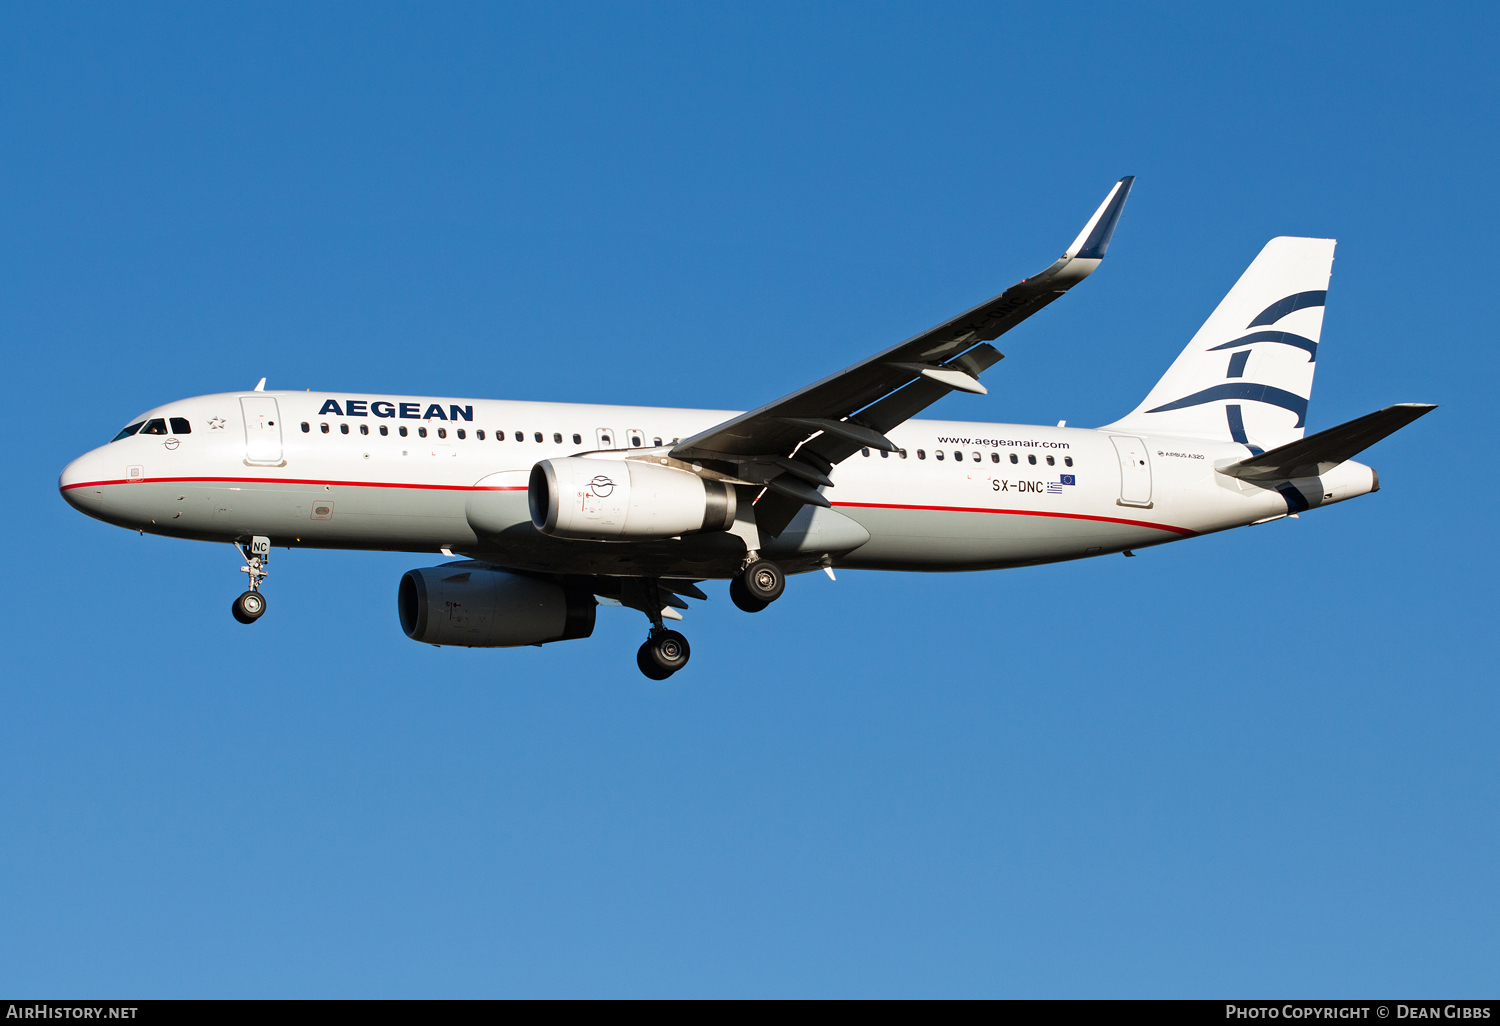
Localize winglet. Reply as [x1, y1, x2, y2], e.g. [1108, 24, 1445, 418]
[1064, 177, 1135, 260]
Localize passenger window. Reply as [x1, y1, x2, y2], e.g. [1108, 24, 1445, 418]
[1028, 454, 1036, 465]
[899, 449, 907, 459]
[953, 451, 962, 461]
[972, 452, 980, 462]
[380, 425, 388, 436]
[880, 449, 888, 458]
[457, 429, 465, 439]
[991, 453, 999, 463]
[476, 430, 484, 440]
[139, 419, 168, 435]
[399, 426, 408, 437]
[573, 433, 582, 445]
[630, 435, 641, 447]
[1064, 456, 1073, 467]
[301, 422, 310, 433]
[1009, 453, 1018, 464]
[554, 432, 563, 444]
[534, 432, 543, 443]
[861, 447, 870, 457]
[340, 424, 349, 435]
[1046, 455, 1055, 466]
[321, 423, 330, 434]
[111, 422, 145, 441]
[418, 427, 428, 438]
[360, 424, 369, 436]
[437, 427, 446, 439]
[169, 417, 191, 434]
[917, 450, 925, 460]
[514, 431, 523, 442]
[653, 437, 662, 446]
[935, 450, 945, 460]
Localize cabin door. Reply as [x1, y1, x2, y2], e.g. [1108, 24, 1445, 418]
[1110, 435, 1152, 508]
[241, 397, 284, 465]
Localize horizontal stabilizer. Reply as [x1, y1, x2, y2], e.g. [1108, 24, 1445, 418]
[1218, 403, 1436, 481]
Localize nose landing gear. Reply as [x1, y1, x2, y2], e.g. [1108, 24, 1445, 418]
[232, 536, 271, 624]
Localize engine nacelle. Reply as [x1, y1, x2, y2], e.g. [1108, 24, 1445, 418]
[529, 457, 736, 541]
[397, 564, 595, 647]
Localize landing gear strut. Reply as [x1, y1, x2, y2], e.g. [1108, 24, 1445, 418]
[620, 577, 694, 679]
[729, 557, 784, 613]
[232, 536, 271, 624]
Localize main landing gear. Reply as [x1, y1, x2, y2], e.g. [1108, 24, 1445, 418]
[729, 557, 785, 613]
[232, 535, 271, 624]
[619, 559, 785, 678]
[623, 577, 695, 680]
[637, 628, 691, 680]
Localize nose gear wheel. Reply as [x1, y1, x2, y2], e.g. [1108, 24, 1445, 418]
[232, 590, 267, 623]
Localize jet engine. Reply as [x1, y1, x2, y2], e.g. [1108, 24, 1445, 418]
[397, 564, 595, 647]
[529, 457, 736, 541]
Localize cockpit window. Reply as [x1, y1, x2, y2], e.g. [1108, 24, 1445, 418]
[111, 422, 145, 442]
[169, 417, 191, 434]
[138, 419, 168, 435]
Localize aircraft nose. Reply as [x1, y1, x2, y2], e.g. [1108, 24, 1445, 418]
[59, 448, 109, 513]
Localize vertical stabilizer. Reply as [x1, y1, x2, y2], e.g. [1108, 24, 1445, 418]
[1106, 237, 1336, 453]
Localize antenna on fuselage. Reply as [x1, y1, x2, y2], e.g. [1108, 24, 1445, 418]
[253, 377, 266, 391]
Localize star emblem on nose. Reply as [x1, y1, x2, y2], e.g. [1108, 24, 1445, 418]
[208, 417, 226, 429]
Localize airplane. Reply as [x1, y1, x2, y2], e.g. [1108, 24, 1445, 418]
[58, 177, 1435, 679]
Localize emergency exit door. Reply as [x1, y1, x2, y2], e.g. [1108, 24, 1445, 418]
[1110, 435, 1152, 508]
[241, 397, 284, 465]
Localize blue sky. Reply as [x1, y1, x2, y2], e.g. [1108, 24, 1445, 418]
[1, 2, 1495, 997]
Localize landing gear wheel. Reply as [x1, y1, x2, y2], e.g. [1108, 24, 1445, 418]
[232, 590, 266, 624]
[739, 559, 785, 604]
[636, 645, 673, 680]
[729, 576, 770, 613]
[637, 629, 690, 679]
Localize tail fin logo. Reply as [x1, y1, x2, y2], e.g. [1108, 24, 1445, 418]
[1105, 237, 1334, 451]
[1146, 290, 1325, 434]
[1248, 290, 1326, 328]
[1145, 382, 1308, 427]
[1206, 330, 1319, 362]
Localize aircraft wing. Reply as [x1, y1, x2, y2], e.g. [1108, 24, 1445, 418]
[671, 176, 1135, 534]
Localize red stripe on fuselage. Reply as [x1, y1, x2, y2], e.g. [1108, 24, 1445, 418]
[60, 478, 1195, 537]
[61, 476, 531, 492]
[830, 501, 1196, 536]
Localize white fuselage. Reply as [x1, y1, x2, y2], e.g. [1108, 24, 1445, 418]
[59, 390, 1377, 579]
